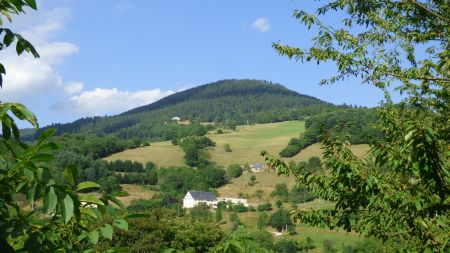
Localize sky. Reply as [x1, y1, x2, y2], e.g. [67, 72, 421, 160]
[1, 0, 400, 127]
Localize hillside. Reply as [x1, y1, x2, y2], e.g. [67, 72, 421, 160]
[105, 121, 370, 168]
[28, 79, 332, 140]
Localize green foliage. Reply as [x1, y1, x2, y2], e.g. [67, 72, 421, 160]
[322, 239, 337, 253]
[257, 212, 269, 230]
[275, 200, 283, 209]
[273, 239, 299, 253]
[248, 175, 257, 186]
[223, 143, 232, 152]
[0, 4, 128, 251]
[268, 208, 292, 232]
[256, 203, 273, 212]
[280, 108, 377, 157]
[180, 136, 215, 167]
[189, 203, 212, 222]
[248, 230, 274, 250]
[107, 209, 224, 253]
[211, 227, 272, 253]
[265, 0, 450, 251]
[226, 164, 242, 179]
[157, 166, 226, 201]
[215, 208, 223, 223]
[289, 184, 315, 204]
[271, 183, 289, 201]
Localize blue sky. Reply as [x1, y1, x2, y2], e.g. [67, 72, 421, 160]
[1, 0, 397, 127]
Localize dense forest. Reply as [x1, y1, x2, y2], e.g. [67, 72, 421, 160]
[279, 108, 378, 157]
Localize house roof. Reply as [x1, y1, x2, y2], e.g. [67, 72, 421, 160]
[251, 163, 265, 168]
[187, 191, 217, 201]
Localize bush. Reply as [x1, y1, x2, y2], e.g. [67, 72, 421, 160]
[257, 203, 273, 211]
[274, 239, 298, 253]
[226, 164, 242, 179]
[223, 143, 232, 152]
[231, 203, 248, 212]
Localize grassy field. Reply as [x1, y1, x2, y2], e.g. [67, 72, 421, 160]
[105, 141, 186, 167]
[106, 121, 305, 167]
[105, 121, 369, 168]
[208, 121, 305, 167]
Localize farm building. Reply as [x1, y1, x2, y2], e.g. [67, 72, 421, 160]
[250, 163, 266, 172]
[183, 191, 217, 208]
[171, 116, 181, 121]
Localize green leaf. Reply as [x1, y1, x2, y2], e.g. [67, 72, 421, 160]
[87, 230, 99, 244]
[10, 103, 38, 128]
[37, 128, 56, 145]
[16, 41, 25, 55]
[125, 213, 151, 219]
[24, 0, 37, 10]
[113, 219, 128, 231]
[27, 182, 37, 204]
[80, 207, 97, 219]
[44, 187, 57, 213]
[0, 63, 5, 74]
[106, 195, 125, 209]
[31, 153, 53, 162]
[76, 181, 100, 192]
[23, 167, 34, 181]
[79, 195, 105, 206]
[3, 33, 14, 46]
[100, 224, 113, 240]
[63, 194, 74, 223]
[39, 142, 58, 152]
[63, 165, 78, 187]
[37, 167, 51, 183]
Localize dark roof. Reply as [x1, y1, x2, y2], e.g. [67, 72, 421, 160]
[188, 191, 217, 201]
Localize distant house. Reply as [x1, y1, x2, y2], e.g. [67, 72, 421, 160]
[172, 116, 181, 121]
[250, 163, 266, 173]
[183, 191, 217, 208]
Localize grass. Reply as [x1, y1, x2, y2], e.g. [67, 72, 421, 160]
[105, 121, 307, 167]
[105, 120, 369, 168]
[217, 172, 295, 204]
[105, 141, 185, 168]
[116, 184, 158, 206]
[208, 121, 305, 167]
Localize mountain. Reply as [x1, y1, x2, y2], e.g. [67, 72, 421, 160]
[28, 79, 333, 140]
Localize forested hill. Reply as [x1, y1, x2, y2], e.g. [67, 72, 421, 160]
[28, 79, 332, 140]
[123, 79, 323, 115]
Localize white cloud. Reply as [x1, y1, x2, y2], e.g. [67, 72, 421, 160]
[1, 7, 79, 101]
[252, 17, 271, 32]
[52, 88, 174, 117]
[64, 81, 84, 94]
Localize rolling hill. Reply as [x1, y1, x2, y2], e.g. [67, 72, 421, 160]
[28, 79, 333, 140]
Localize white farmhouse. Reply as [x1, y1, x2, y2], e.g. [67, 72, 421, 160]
[172, 116, 181, 121]
[183, 191, 217, 208]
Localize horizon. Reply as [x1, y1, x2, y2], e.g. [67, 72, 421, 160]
[1, 1, 401, 127]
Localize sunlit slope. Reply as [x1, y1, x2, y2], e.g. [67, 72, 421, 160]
[208, 121, 305, 167]
[105, 121, 304, 167]
[104, 141, 185, 167]
[105, 120, 369, 168]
